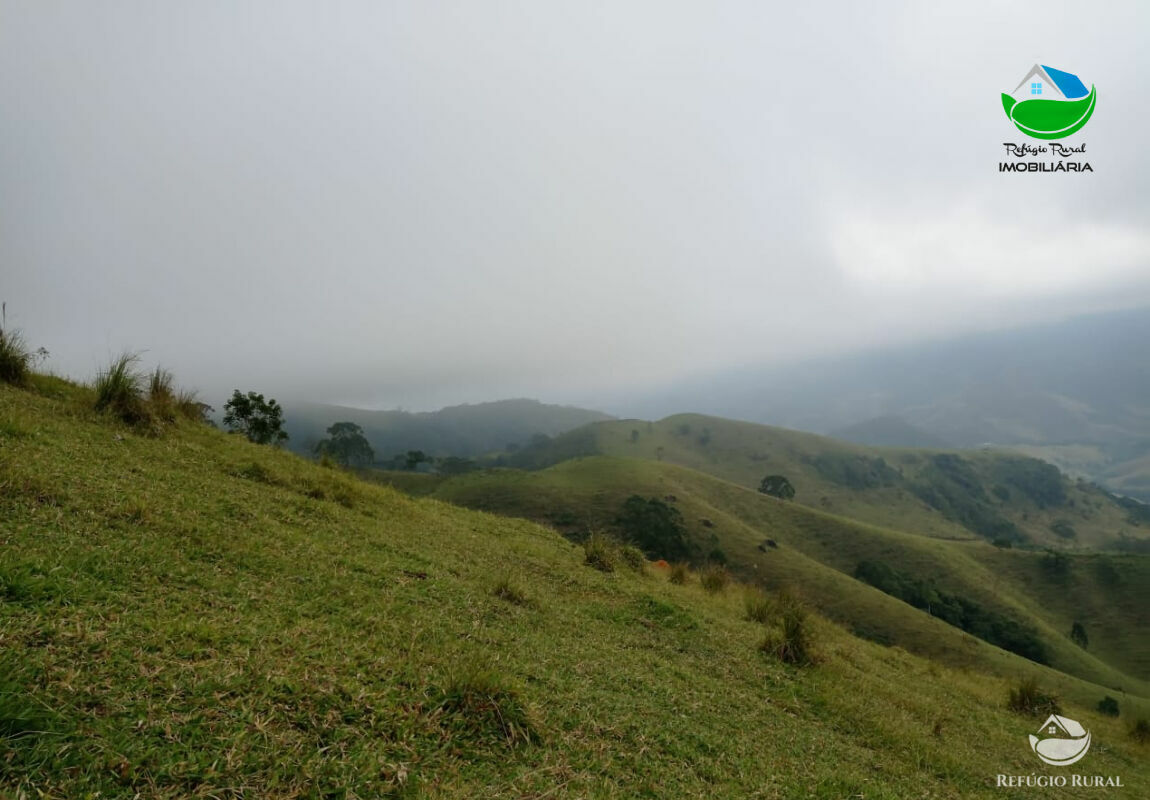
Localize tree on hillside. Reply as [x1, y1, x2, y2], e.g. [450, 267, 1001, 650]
[759, 474, 795, 500]
[315, 421, 375, 467]
[405, 450, 429, 471]
[616, 495, 690, 561]
[222, 390, 288, 446]
[1070, 621, 1089, 650]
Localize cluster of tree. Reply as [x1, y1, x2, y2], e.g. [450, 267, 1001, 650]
[989, 456, 1067, 509]
[376, 449, 480, 474]
[909, 454, 1023, 543]
[854, 559, 1048, 664]
[758, 474, 795, 500]
[615, 495, 691, 561]
[809, 453, 900, 490]
[314, 422, 374, 467]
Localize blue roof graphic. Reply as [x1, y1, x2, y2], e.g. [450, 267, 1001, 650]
[1041, 65, 1089, 99]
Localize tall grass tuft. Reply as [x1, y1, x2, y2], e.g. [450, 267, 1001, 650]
[582, 532, 616, 573]
[744, 589, 773, 624]
[1007, 677, 1061, 715]
[760, 593, 813, 666]
[492, 573, 531, 606]
[148, 367, 176, 421]
[0, 323, 31, 386]
[699, 564, 731, 594]
[175, 387, 209, 423]
[668, 562, 690, 585]
[94, 353, 149, 425]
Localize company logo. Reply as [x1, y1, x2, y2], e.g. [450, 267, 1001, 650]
[1001, 64, 1096, 139]
[1029, 714, 1091, 766]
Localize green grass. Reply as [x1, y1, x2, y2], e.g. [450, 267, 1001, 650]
[425, 455, 1150, 701]
[513, 413, 1150, 550]
[4, 378, 1150, 797]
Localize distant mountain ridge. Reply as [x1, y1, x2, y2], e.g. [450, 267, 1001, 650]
[623, 307, 1150, 499]
[283, 398, 613, 461]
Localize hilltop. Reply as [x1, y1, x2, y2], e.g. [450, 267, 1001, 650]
[5, 375, 1149, 797]
[494, 413, 1150, 551]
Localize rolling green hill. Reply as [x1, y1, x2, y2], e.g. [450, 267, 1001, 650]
[5, 377, 1150, 797]
[500, 413, 1150, 551]
[413, 456, 1150, 698]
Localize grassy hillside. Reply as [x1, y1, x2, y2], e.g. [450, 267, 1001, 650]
[504, 414, 1150, 551]
[419, 456, 1150, 697]
[5, 378, 1150, 797]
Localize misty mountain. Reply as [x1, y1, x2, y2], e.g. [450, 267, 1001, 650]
[283, 398, 613, 461]
[625, 306, 1150, 498]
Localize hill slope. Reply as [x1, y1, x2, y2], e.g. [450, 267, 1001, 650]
[418, 456, 1150, 696]
[5, 378, 1149, 797]
[503, 413, 1150, 551]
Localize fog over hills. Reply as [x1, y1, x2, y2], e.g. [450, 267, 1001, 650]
[614, 307, 1150, 498]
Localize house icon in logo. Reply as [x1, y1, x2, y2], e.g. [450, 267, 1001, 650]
[1001, 64, 1096, 139]
[1009, 64, 1090, 104]
[1029, 714, 1092, 766]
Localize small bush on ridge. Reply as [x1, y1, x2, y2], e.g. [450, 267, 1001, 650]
[1008, 677, 1061, 716]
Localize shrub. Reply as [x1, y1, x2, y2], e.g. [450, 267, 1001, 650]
[0, 324, 32, 386]
[617, 544, 647, 573]
[583, 533, 616, 573]
[94, 353, 149, 425]
[1007, 677, 1060, 715]
[175, 388, 211, 423]
[492, 574, 530, 606]
[1097, 696, 1120, 717]
[699, 564, 731, 594]
[668, 562, 690, 585]
[758, 474, 795, 500]
[1131, 718, 1150, 744]
[744, 589, 773, 624]
[761, 602, 812, 665]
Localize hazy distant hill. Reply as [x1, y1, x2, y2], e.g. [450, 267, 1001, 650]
[626, 307, 1150, 499]
[829, 415, 953, 449]
[283, 398, 613, 460]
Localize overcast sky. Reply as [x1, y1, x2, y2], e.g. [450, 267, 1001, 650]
[3, 1, 1148, 411]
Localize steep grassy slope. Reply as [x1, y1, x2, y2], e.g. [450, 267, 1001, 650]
[422, 457, 1150, 697]
[505, 414, 1149, 550]
[5, 380, 1150, 797]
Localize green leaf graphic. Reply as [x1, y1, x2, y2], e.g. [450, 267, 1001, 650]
[1006, 86, 1096, 140]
